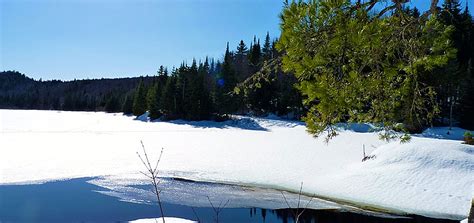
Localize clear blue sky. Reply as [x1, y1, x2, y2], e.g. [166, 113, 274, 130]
[1, 0, 472, 80]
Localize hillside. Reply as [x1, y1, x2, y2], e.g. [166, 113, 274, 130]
[0, 71, 156, 111]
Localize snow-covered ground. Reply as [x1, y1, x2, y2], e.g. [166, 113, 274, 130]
[0, 109, 472, 220]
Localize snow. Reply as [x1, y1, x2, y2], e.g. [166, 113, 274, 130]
[0, 109, 472, 220]
[420, 127, 470, 140]
[129, 217, 196, 223]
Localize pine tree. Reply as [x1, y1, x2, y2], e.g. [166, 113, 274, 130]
[160, 72, 180, 120]
[105, 93, 120, 113]
[249, 36, 262, 67]
[412, 7, 420, 18]
[215, 42, 238, 115]
[436, 0, 474, 129]
[235, 40, 250, 81]
[147, 82, 161, 120]
[197, 60, 213, 119]
[236, 40, 248, 55]
[249, 36, 262, 75]
[158, 65, 166, 76]
[262, 32, 272, 60]
[122, 94, 134, 114]
[278, 0, 455, 138]
[459, 4, 474, 129]
[132, 79, 147, 116]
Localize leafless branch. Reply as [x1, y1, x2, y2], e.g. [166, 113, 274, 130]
[191, 207, 201, 223]
[207, 196, 230, 223]
[137, 141, 166, 223]
[280, 182, 313, 223]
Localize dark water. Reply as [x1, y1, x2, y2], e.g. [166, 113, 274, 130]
[0, 178, 458, 223]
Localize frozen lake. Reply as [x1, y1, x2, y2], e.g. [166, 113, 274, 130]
[0, 177, 459, 223]
[1, 110, 472, 221]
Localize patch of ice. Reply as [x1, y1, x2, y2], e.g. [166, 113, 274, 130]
[129, 217, 196, 223]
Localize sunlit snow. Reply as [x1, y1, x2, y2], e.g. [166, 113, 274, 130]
[0, 109, 472, 220]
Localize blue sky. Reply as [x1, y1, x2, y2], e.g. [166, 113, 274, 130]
[1, 0, 473, 80]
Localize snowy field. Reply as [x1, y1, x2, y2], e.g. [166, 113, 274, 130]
[0, 109, 472, 220]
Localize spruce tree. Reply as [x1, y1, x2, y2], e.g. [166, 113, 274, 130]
[215, 42, 238, 115]
[105, 92, 121, 113]
[235, 40, 250, 81]
[459, 5, 474, 129]
[122, 94, 134, 115]
[197, 60, 213, 119]
[132, 79, 147, 116]
[147, 82, 161, 120]
[262, 32, 272, 60]
[249, 36, 261, 66]
[160, 74, 179, 119]
[436, 0, 474, 129]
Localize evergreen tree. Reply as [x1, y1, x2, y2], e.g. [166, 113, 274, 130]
[249, 36, 262, 67]
[197, 61, 213, 119]
[158, 65, 166, 76]
[237, 40, 248, 55]
[235, 40, 250, 81]
[132, 79, 147, 116]
[160, 74, 178, 119]
[262, 32, 272, 60]
[436, 0, 474, 129]
[122, 94, 133, 114]
[459, 4, 474, 129]
[215, 42, 238, 115]
[105, 93, 121, 113]
[412, 7, 420, 18]
[147, 82, 161, 120]
[278, 0, 455, 139]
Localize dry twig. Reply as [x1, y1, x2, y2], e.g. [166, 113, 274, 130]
[137, 141, 165, 223]
[280, 182, 314, 223]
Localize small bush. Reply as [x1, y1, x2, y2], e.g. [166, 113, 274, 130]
[464, 131, 474, 145]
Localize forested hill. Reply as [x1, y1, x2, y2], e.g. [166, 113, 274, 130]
[0, 33, 304, 121]
[0, 71, 157, 112]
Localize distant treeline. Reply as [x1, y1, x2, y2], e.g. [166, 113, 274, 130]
[1, 1, 473, 131]
[0, 32, 303, 121]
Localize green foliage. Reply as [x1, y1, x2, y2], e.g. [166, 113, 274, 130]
[262, 32, 273, 60]
[465, 131, 473, 137]
[400, 133, 412, 143]
[147, 83, 161, 120]
[132, 80, 147, 116]
[278, 0, 456, 140]
[160, 75, 178, 119]
[429, 1, 474, 129]
[464, 131, 474, 145]
[122, 94, 133, 115]
[234, 58, 302, 116]
[104, 93, 121, 113]
[215, 43, 239, 114]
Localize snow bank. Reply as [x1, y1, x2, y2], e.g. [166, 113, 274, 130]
[0, 109, 472, 220]
[420, 127, 470, 141]
[129, 217, 196, 223]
